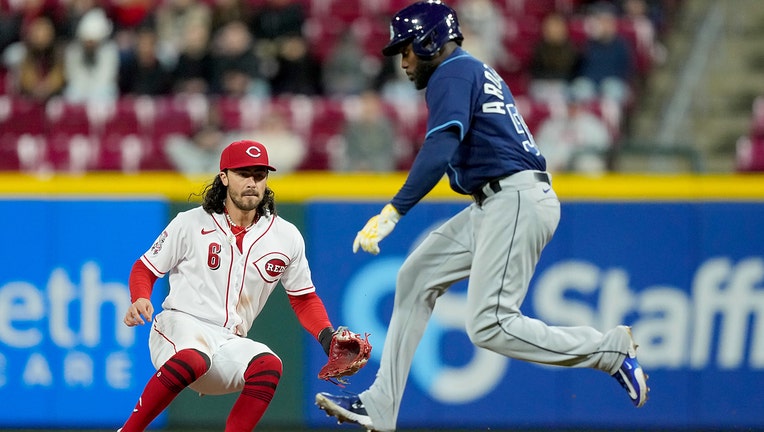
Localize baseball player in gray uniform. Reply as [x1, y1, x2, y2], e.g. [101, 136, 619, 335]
[315, 2, 649, 431]
[120, 140, 345, 432]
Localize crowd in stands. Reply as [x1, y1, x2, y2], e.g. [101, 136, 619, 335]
[0, 0, 682, 176]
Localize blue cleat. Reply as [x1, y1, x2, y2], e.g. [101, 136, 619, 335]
[315, 392, 375, 431]
[612, 327, 649, 407]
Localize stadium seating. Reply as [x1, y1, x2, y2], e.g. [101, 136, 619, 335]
[0, 0, 679, 174]
[736, 96, 764, 172]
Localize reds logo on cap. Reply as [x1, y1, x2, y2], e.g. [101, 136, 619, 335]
[219, 140, 277, 171]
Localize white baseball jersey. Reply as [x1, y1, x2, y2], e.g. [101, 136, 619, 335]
[141, 206, 315, 337]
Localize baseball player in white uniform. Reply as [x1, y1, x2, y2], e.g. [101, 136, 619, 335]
[120, 140, 342, 432]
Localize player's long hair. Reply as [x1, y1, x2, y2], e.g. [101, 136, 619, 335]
[198, 175, 276, 216]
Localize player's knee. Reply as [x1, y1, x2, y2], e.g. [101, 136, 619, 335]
[465, 320, 494, 349]
[245, 353, 283, 381]
[396, 259, 418, 288]
[396, 259, 442, 303]
[465, 315, 516, 350]
[174, 348, 211, 378]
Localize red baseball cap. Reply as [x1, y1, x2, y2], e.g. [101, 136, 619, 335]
[219, 140, 277, 171]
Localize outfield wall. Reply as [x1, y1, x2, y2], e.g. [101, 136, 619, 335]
[0, 173, 762, 430]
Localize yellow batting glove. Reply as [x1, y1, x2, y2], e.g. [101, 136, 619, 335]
[352, 204, 401, 255]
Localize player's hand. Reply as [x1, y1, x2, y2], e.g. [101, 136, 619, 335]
[353, 204, 400, 255]
[124, 298, 154, 327]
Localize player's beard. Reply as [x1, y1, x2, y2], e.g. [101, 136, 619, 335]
[413, 58, 438, 90]
[229, 189, 262, 212]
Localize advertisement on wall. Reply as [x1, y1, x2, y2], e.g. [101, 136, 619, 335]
[0, 199, 168, 428]
[306, 201, 764, 430]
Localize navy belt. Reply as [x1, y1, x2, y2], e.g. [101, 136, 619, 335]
[472, 172, 551, 206]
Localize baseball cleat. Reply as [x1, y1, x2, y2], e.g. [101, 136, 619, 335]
[315, 392, 375, 431]
[612, 326, 649, 407]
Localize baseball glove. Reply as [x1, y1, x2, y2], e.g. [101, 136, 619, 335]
[318, 326, 372, 386]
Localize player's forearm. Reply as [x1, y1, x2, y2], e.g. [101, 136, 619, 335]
[129, 259, 158, 303]
[391, 131, 459, 214]
[287, 292, 333, 341]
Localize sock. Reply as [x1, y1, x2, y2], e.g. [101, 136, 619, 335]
[121, 349, 210, 432]
[225, 353, 282, 432]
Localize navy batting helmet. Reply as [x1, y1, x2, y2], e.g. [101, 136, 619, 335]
[382, 0, 463, 59]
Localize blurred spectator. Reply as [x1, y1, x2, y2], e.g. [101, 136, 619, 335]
[60, 0, 99, 40]
[63, 7, 119, 102]
[2, 1, 66, 63]
[154, 0, 211, 67]
[210, 0, 252, 34]
[250, 0, 306, 85]
[209, 20, 268, 97]
[108, 1, 153, 67]
[13, 0, 67, 37]
[534, 96, 613, 173]
[333, 91, 398, 172]
[529, 12, 580, 104]
[620, 0, 668, 36]
[321, 28, 372, 96]
[171, 22, 213, 94]
[4, 15, 65, 102]
[119, 25, 173, 96]
[456, 0, 504, 66]
[621, 0, 666, 72]
[250, 0, 304, 52]
[225, 108, 307, 174]
[164, 120, 227, 176]
[108, 0, 152, 30]
[571, 2, 634, 104]
[269, 35, 321, 96]
[1, 6, 22, 54]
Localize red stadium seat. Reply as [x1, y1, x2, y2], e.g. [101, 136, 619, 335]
[47, 134, 100, 174]
[101, 102, 142, 142]
[524, 0, 559, 18]
[213, 96, 269, 132]
[214, 96, 246, 131]
[113, 96, 156, 135]
[736, 136, 764, 172]
[0, 133, 50, 173]
[0, 67, 9, 95]
[299, 98, 345, 170]
[0, 95, 47, 137]
[269, 95, 316, 136]
[325, 0, 364, 23]
[382, 0, 414, 16]
[97, 133, 152, 173]
[749, 96, 764, 139]
[151, 96, 199, 142]
[45, 98, 92, 138]
[303, 17, 347, 63]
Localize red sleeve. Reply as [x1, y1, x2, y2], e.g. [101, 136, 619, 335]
[288, 292, 333, 339]
[129, 259, 158, 303]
